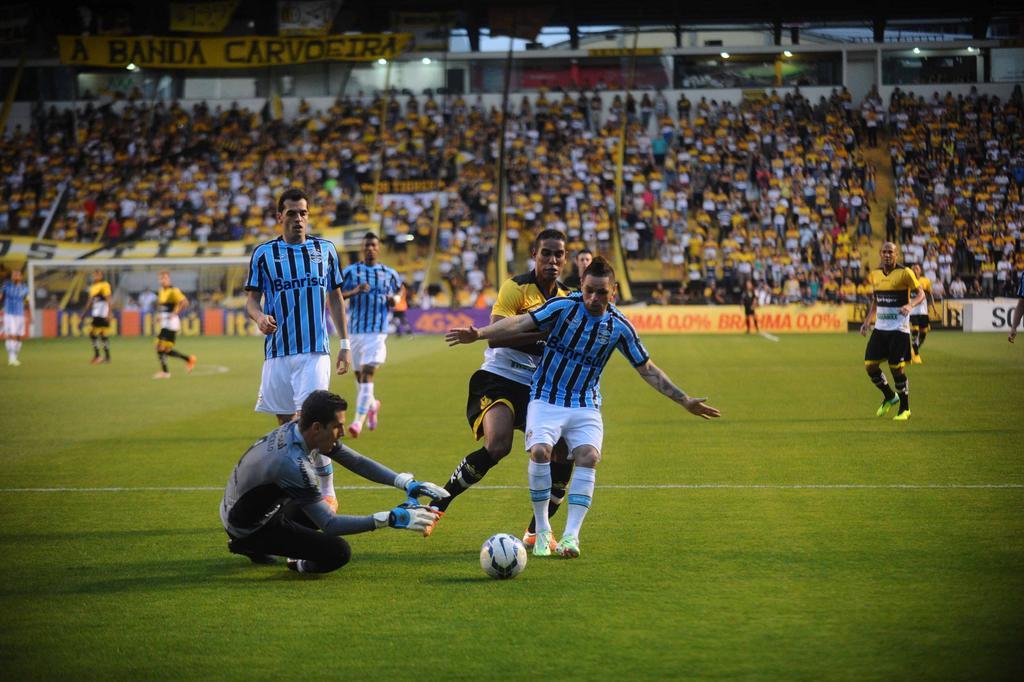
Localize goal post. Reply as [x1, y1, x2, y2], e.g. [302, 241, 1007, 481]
[27, 257, 254, 339]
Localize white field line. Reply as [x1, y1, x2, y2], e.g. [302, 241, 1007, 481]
[759, 331, 781, 342]
[1, 483, 1022, 493]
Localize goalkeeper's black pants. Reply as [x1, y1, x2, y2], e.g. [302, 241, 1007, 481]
[227, 501, 351, 573]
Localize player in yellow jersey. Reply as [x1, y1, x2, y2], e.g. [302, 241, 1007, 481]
[429, 230, 572, 548]
[85, 270, 112, 364]
[860, 243, 926, 420]
[153, 271, 197, 379]
[909, 263, 933, 364]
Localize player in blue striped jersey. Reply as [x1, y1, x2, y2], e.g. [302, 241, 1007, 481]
[340, 233, 403, 438]
[1, 269, 30, 366]
[1009, 273, 1024, 343]
[245, 188, 352, 513]
[447, 257, 720, 559]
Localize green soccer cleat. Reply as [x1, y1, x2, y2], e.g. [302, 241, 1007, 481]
[876, 396, 899, 417]
[555, 534, 581, 559]
[533, 530, 554, 557]
[893, 410, 911, 421]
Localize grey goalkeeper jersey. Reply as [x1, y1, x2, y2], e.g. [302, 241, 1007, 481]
[220, 422, 401, 538]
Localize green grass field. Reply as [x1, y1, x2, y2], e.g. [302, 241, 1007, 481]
[1, 332, 1022, 679]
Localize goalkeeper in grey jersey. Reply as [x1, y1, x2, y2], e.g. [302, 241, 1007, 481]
[221, 390, 448, 573]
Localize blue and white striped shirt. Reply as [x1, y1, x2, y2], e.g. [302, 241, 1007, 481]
[528, 293, 649, 409]
[245, 236, 343, 359]
[1017, 271, 1024, 298]
[2, 282, 29, 316]
[342, 262, 402, 334]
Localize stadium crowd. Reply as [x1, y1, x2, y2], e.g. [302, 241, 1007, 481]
[1, 83, 1021, 307]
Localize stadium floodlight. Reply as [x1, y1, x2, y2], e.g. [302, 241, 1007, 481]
[720, 52, 730, 59]
[912, 47, 921, 54]
[377, 58, 388, 65]
[966, 46, 975, 53]
[421, 57, 431, 64]
[126, 63, 137, 71]
[783, 50, 793, 58]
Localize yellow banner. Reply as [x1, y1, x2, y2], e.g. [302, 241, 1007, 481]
[57, 33, 412, 68]
[169, 0, 239, 33]
[618, 305, 848, 334]
[588, 48, 661, 57]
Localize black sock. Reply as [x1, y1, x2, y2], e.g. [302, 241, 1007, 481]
[527, 460, 575, 533]
[101, 337, 110, 359]
[168, 349, 188, 361]
[91, 335, 100, 357]
[435, 447, 495, 511]
[868, 368, 896, 401]
[917, 330, 927, 351]
[158, 352, 168, 372]
[893, 372, 909, 413]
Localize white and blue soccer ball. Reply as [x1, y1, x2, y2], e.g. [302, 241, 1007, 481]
[480, 533, 527, 579]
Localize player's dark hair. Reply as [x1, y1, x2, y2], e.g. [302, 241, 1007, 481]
[363, 232, 380, 242]
[576, 248, 593, 259]
[277, 188, 309, 213]
[583, 255, 615, 282]
[299, 390, 348, 430]
[531, 229, 567, 252]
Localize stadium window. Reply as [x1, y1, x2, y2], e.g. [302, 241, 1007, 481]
[882, 50, 981, 85]
[673, 52, 841, 89]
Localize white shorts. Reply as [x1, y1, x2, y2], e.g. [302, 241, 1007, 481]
[351, 333, 387, 368]
[3, 314, 25, 338]
[524, 399, 604, 454]
[255, 353, 331, 415]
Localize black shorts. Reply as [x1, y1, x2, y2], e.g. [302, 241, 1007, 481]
[910, 314, 930, 331]
[466, 369, 531, 439]
[158, 328, 177, 344]
[91, 317, 110, 330]
[865, 329, 912, 367]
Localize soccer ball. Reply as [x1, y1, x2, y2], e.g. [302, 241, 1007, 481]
[479, 533, 527, 579]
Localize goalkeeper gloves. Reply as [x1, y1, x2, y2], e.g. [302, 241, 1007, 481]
[373, 505, 440, 533]
[394, 473, 451, 504]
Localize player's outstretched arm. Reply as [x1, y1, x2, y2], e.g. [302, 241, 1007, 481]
[446, 313, 539, 347]
[860, 299, 876, 337]
[635, 359, 721, 420]
[301, 499, 440, 535]
[1009, 299, 1024, 343]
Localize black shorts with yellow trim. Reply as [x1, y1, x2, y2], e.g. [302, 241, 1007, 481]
[90, 317, 110, 331]
[466, 369, 531, 440]
[909, 314, 930, 332]
[864, 329, 912, 367]
[157, 328, 177, 348]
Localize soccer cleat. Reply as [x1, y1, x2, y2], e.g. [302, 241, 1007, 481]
[532, 530, 554, 557]
[347, 422, 362, 439]
[10, 358, 20, 367]
[323, 495, 338, 513]
[893, 410, 911, 421]
[286, 558, 301, 572]
[422, 509, 445, 537]
[186, 355, 197, 372]
[523, 529, 557, 552]
[90, 357, 103, 365]
[555, 534, 581, 559]
[367, 400, 381, 430]
[912, 354, 923, 365]
[876, 396, 899, 417]
[153, 371, 171, 379]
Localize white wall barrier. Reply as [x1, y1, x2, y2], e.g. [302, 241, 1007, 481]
[961, 299, 1022, 333]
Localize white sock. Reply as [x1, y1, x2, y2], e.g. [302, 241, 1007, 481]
[528, 460, 552, 534]
[365, 382, 375, 409]
[354, 381, 369, 417]
[5, 340, 12, 361]
[563, 466, 596, 539]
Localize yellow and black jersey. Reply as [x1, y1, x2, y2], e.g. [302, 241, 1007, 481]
[88, 281, 112, 318]
[480, 270, 571, 385]
[869, 265, 920, 333]
[157, 286, 186, 332]
[911, 276, 931, 316]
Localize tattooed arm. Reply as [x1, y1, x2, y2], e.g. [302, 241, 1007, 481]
[634, 360, 721, 420]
